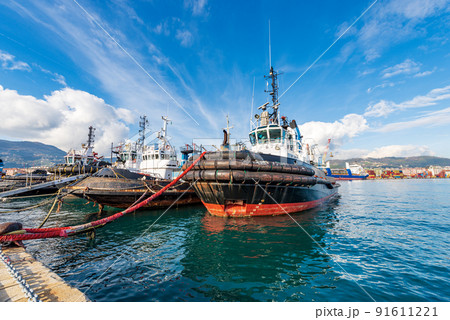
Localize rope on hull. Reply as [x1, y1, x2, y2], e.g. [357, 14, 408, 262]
[0, 152, 207, 243]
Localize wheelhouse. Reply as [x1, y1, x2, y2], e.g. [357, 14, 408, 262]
[249, 125, 285, 145]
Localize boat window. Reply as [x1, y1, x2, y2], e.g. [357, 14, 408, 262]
[155, 154, 159, 160]
[249, 132, 256, 145]
[269, 129, 281, 142]
[257, 130, 268, 143]
[287, 134, 293, 151]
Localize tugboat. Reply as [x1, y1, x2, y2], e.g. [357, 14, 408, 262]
[113, 115, 179, 179]
[66, 116, 200, 210]
[49, 126, 110, 175]
[65, 167, 199, 210]
[140, 116, 179, 179]
[183, 66, 339, 217]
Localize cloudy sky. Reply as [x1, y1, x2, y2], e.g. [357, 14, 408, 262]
[0, 0, 449, 158]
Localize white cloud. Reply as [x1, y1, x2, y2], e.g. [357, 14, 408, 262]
[333, 148, 370, 159]
[334, 144, 435, 159]
[364, 100, 396, 117]
[34, 64, 67, 86]
[0, 50, 31, 71]
[365, 85, 450, 117]
[184, 0, 209, 16]
[0, 85, 133, 155]
[0, 50, 66, 85]
[377, 107, 450, 132]
[176, 29, 194, 47]
[414, 67, 437, 78]
[367, 82, 395, 93]
[299, 114, 369, 151]
[355, 0, 449, 61]
[386, 0, 449, 19]
[381, 59, 420, 78]
[364, 144, 434, 158]
[6, 1, 216, 143]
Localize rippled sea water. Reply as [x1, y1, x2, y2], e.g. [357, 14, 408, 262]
[1, 179, 449, 301]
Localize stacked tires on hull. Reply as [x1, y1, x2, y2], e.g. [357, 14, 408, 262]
[183, 151, 338, 217]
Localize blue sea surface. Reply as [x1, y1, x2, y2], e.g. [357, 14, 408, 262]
[1, 179, 449, 301]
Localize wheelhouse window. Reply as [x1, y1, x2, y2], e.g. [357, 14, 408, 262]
[249, 132, 256, 145]
[269, 129, 281, 142]
[257, 129, 268, 143]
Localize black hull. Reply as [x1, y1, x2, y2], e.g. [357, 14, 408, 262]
[66, 176, 200, 209]
[184, 150, 339, 216]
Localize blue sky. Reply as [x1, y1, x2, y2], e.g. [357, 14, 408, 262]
[0, 0, 449, 158]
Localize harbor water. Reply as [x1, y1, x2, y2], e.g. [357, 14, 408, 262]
[1, 179, 449, 302]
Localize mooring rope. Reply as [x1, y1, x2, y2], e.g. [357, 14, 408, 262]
[0, 152, 206, 242]
[0, 196, 57, 214]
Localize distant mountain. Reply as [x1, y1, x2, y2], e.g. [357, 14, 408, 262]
[329, 156, 450, 169]
[0, 139, 66, 168]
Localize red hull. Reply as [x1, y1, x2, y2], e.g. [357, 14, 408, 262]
[202, 192, 336, 217]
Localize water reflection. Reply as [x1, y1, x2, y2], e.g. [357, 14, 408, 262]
[179, 200, 340, 301]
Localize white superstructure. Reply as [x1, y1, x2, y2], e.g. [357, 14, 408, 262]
[346, 162, 366, 175]
[64, 126, 101, 166]
[140, 116, 178, 179]
[248, 67, 315, 165]
[114, 140, 141, 172]
[113, 116, 179, 179]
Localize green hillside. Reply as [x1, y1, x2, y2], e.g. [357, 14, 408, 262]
[0, 139, 66, 168]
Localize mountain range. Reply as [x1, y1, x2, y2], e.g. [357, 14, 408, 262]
[0, 139, 66, 168]
[1, 139, 450, 169]
[328, 156, 450, 169]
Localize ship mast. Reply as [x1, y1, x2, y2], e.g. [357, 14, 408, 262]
[223, 114, 234, 146]
[137, 115, 149, 148]
[87, 126, 95, 149]
[264, 66, 280, 124]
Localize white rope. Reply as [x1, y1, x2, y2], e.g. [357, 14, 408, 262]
[279, 0, 378, 99]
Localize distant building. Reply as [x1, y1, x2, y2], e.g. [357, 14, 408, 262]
[3, 168, 27, 176]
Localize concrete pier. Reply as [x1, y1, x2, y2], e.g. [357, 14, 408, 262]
[0, 247, 89, 302]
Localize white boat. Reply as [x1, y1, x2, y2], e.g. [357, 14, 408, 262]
[64, 126, 102, 166]
[140, 116, 178, 179]
[113, 116, 179, 179]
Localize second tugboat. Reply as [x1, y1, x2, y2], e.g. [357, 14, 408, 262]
[183, 66, 339, 217]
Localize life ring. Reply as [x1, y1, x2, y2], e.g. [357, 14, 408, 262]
[166, 145, 170, 150]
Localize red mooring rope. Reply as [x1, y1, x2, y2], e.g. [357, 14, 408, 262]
[0, 152, 207, 242]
